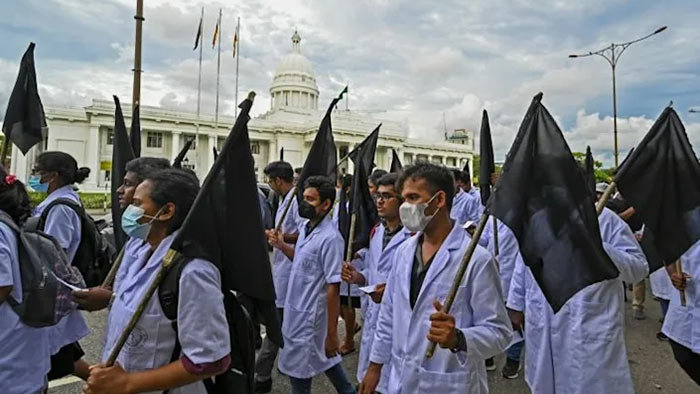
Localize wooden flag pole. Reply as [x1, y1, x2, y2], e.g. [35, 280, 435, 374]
[675, 259, 687, 307]
[596, 181, 616, 215]
[425, 212, 489, 358]
[275, 187, 296, 232]
[492, 216, 499, 257]
[101, 247, 125, 288]
[106, 249, 178, 366]
[344, 213, 357, 297]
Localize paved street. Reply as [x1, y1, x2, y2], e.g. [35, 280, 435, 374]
[49, 286, 697, 393]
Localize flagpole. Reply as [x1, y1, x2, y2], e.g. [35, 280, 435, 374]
[234, 17, 240, 119]
[214, 8, 222, 131]
[195, 7, 203, 173]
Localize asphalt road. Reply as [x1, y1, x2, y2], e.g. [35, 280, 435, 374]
[49, 286, 698, 394]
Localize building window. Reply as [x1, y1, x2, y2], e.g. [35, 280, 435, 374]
[106, 129, 114, 145]
[184, 134, 197, 149]
[147, 132, 163, 148]
[251, 141, 260, 155]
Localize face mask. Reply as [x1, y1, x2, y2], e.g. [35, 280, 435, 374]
[121, 205, 163, 240]
[28, 175, 49, 193]
[399, 193, 440, 232]
[299, 200, 318, 219]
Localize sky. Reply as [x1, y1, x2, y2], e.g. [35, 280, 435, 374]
[1, 0, 699, 166]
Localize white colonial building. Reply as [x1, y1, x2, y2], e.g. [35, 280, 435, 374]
[10, 31, 474, 191]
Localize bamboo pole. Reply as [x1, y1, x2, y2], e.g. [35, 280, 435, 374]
[492, 216, 499, 257]
[596, 181, 616, 215]
[344, 214, 357, 297]
[675, 259, 687, 307]
[426, 212, 489, 358]
[106, 249, 178, 365]
[101, 247, 125, 288]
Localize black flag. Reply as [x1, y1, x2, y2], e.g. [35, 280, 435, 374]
[390, 148, 402, 173]
[488, 93, 619, 312]
[172, 139, 194, 168]
[170, 93, 280, 346]
[346, 125, 380, 253]
[615, 106, 700, 265]
[279, 147, 284, 161]
[111, 96, 135, 252]
[296, 87, 346, 202]
[479, 110, 495, 205]
[584, 146, 596, 197]
[130, 104, 141, 158]
[212, 146, 218, 161]
[2, 43, 46, 154]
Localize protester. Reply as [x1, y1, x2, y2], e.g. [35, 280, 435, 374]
[662, 241, 700, 385]
[506, 206, 648, 394]
[342, 173, 411, 392]
[29, 151, 91, 381]
[293, 167, 302, 186]
[359, 163, 512, 393]
[449, 168, 482, 225]
[72, 157, 171, 312]
[650, 266, 672, 340]
[0, 166, 52, 394]
[86, 169, 231, 394]
[368, 169, 388, 197]
[256, 160, 302, 393]
[270, 175, 355, 394]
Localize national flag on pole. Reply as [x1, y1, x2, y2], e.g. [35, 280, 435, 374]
[193, 12, 203, 50]
[615, 106, 700, 267]
[212, 12, 220, 49]
[2, 42, 47, 154]
[488, 93, 619, 312]
[111, 96, 135, 251]
[232, 21, 239, 58]
[479, 109, 495, 205]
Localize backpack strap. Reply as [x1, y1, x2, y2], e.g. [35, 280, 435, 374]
[37, 198, 85, 231]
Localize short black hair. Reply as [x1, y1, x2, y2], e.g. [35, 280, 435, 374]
[304, 175, 336, 206]
[369, 169, 388, 186]
[294, 167, 302, 175]
[397, 162, 455, 208]
[35, 151, 91, 185]
[451, 168, 468, 184]
[145, 168, 200, 234]
[0, 165, 31, 224]
[376, 173, 398, 188]
[125, 157, 171, 183]
[264, 161, 294, 182]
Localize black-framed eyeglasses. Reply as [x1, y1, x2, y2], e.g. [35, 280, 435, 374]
[376, 192, 397, 202]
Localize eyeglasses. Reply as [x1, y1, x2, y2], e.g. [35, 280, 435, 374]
[376, 193, 397, 202]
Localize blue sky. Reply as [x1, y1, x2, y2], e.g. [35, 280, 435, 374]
[1, 0, 699, 166]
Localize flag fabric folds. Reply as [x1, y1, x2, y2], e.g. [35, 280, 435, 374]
[479, 110, 495, 205]
[346, 125, 381, 253]
[390, 148, 403, 173]
[193, 13, 203, 50]
[110, 96, 135, 252]
[488, 93, 619, 312]
[172, 139, 194, 168]
[2, 42, 46, 155]
[615, 106, 700, 266]
[295, 87, 346, 203]
[232, 22, 239, 58]
[130, 104, 141, 158]
[584, 146, 595, 197]
[169, 94, 281, 346]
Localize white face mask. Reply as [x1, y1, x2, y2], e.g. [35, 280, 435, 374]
[399, 193, 440, 232]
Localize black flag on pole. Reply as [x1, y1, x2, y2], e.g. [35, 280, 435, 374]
[390, 148, 402, 173]
[2, 42, 46, 154]
[169, 93, 280, 346]
[479, 110, 495, 205]
[615, 106, 700, 266]
[346, 125, 380, 253]
[212, 146, 218, 161]
[172, 139, 194, 168]
[488, 93, 618, 312]
[130, 104, 141, 158]
[279, 147, 284, 161]
[296, 87, 345, 203]
[584, 146, 596, 197]
[111, 96, 135, 252]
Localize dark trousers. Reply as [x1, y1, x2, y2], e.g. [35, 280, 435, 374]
[48, 342, 84, 380]
[670, 339, 700, 386]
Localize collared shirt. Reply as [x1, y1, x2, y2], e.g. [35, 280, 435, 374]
[382, 224, 403, 250]
[410, 237, 436, 309]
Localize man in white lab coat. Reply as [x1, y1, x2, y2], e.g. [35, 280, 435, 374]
[662, 240, 700, 385]
[450, 169, 482, 226]
[342, 173, 412, 392]
[506, 207, 648, 394]
[359, 162, 512, 394]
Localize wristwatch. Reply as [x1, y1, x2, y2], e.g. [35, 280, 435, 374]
[450, 329, 467, 353]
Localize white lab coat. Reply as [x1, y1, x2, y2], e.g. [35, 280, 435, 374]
[662, 240, 700, 353]
[370, 223, 512, 394]
[650, 268, 673, 301]
[450, 189, 482, 226]
[356, 224, 412, 391]
[272, 190, 303, 308]
[278, 214, 344, 378]
[482, 217, 522, 301]
[507, 207, 648, 394]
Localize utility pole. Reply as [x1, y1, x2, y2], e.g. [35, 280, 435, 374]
[132, 0, 144, 109]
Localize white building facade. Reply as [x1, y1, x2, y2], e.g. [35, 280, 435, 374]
[10, 31, 474, 191]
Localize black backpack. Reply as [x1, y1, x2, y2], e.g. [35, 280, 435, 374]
[0, 211, 85, 327]
[158, 254, 256, 394]
[26, 198, 115, 287]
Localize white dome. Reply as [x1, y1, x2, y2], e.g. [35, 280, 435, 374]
[270, 30, 319, 111]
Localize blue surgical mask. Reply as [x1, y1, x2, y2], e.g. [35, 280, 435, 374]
[28, 175, 49, 193]
[121, 205, 163, 240]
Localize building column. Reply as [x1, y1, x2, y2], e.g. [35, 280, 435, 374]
[86, 126, 100, 188]
[268, 136, 278, 164]
[208, 135, 216, 169]
[171, 131, 181, 163]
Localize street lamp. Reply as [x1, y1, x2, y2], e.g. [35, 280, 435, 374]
[569, 26, 667, 167]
